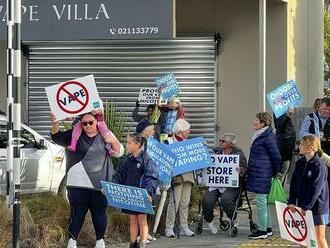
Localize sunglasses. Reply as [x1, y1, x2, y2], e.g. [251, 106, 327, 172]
[82, 120, 95, 126]
[219, 139, 227, 143]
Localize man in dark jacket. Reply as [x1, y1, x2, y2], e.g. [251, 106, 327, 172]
[299, 97, 330, 154]
[274, 108, 296, 184]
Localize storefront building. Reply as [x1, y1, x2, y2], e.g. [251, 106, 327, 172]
[0, 0, 324, 153]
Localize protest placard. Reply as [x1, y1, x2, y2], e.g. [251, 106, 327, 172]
[45, 74, 103, 121]
[203, 155, 239, 187]
[147, 138, 177, 185]
[168, 137, 213, 176]
[267, 80, 302, 118]
[100, 181, 154, 215]
[275, 201, 317, 248]
[138, 88, 167, 105]
[155, 73, 180, 100]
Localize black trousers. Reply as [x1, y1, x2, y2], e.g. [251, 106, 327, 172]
[202, 188, 240, 223]
[67, 187, 108, 240]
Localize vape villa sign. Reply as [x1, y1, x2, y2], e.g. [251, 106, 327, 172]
[0, 0, 174, 40]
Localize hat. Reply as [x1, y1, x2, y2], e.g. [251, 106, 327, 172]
[172, 119, 190, 134]
[136, 119, 153, 133]
[168, 96, 180, 104]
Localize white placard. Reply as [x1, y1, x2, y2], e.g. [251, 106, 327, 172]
[45, 74, 103, 121]
[275, 201, 318, 248]
[138, 87, 167, 105]
[202, 155, 239, 187]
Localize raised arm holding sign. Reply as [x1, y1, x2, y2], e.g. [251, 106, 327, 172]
[155, 73, 180, 100]
[267, 80, 302, 118]
[45, 74, 103, 121]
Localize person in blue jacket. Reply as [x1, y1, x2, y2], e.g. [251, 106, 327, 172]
[288, 135, 329, 248]
[247, 112, 282, 239]
[112, 133, 159, 248]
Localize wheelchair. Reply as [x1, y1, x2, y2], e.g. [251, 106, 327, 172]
[195, 185, 258, 237]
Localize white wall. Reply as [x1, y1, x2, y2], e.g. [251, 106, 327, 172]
[177, 0, 285, 153]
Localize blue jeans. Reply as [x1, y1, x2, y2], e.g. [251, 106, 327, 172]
[256, 194, 272, 231]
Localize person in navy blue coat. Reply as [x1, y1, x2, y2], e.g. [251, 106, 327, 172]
[288, 135, 329, 248]
[247, 112, 282, 239]
[112, 133, 159, 248]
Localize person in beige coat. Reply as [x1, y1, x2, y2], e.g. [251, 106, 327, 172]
[165, 119, 195, 237]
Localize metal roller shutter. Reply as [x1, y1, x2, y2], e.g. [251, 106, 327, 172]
[26, 37, 216, 145]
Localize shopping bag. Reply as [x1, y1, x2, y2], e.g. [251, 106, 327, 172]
[267, 178, 287, 204]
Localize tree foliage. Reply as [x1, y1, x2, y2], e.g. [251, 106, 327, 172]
[325, 11, 330, 66]
[325, 6, 330, 88]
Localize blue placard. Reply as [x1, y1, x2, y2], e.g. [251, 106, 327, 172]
[267, 80, 302, 118]
[168, 137, 213, 176]
[147, 138, 177, 185]
[100, 181, 154, 215]
[155, 73, 180, 99]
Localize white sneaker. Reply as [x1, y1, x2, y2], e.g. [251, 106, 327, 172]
[95, 239, 105, 248]
[207, 221, 218, 234]
[165, 228, 175, 238]
[137, 236, 151, 244]
[147, 233, 156, 241]
[180, 225, 195, 236]
[67, 238, 77, 248]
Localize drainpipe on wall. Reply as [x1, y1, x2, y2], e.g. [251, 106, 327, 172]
[259, 0, 266, 112]
[214, 33, 221, 142]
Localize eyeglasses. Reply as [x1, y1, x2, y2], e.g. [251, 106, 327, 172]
[219, 139, 227, 143]
[82, 120, 95, 126]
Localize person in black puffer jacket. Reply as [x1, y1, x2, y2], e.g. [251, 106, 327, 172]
[273, 108, 296, 184]
[247, 112, 282, 240]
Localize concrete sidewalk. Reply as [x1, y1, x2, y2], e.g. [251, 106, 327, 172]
[107, 204, 330, 248]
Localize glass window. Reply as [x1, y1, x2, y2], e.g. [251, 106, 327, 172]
[0, 121, 36, 148]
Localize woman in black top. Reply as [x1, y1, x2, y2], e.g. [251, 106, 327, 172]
[50, 112, 123, 248]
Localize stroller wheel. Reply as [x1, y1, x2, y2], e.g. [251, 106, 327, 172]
[250, 222, 258, 233]
[230, 227, 238, 237]
[220, 220, 230, 231]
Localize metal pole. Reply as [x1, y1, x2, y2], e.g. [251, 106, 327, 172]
[6, 0, 21, 247]
[259, 0, 266, 112]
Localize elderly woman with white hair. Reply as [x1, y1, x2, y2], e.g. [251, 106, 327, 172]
[165, 119, 195, 238]
[202, 133, 247, 234]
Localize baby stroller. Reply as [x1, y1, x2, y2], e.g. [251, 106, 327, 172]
[195, 183, 258, 237]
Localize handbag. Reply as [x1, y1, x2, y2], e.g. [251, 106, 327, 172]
[267, 178, 287, 204]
